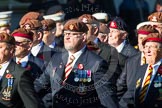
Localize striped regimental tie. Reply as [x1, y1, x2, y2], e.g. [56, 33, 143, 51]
[139, 65, 153, 103]
[63, 55, 75, 84]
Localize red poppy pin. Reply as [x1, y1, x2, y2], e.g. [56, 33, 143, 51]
[26, 65, 32, 71]
[78, 63, 84, 70]
[6, 74, 12, 79]
[158, 66, 162, 75]
[38, 54, 44, 60]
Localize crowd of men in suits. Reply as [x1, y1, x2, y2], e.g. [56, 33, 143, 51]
[0, 7, 161, 108]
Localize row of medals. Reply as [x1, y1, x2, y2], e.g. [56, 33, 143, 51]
[74, 69, 92, 83]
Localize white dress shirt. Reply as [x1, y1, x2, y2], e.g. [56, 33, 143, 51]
[0, 61, 10, 80]
[31, 42, 43, 56]
[116, 40, 126, 53]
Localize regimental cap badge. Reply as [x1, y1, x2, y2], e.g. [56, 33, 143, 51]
[69, 24, 74, 30]
[151, 16, 158, 22]
[24, 24, 31, 30]
[110, 21, 117, 29]
[82, 18, 88, 23]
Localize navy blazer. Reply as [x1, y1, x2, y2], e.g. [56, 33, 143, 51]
[135, 63, 162, 108]
[0, 60, 43, 108]
[34, 47, 118, 108]
[120, 42, 138, 58]
[118, 52, 142, 108]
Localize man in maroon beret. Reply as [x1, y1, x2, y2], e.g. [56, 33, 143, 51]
[121, 33, 162, 108]
[0, 33, 44, 108]
[118, 25, 159, 107]
[34, 19, 118, 108]
[11, 27, 44, 79]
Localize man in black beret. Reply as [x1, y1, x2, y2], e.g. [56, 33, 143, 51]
[108, 17, 138, 58]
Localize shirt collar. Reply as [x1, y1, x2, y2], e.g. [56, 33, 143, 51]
[48, 41, 56, 48]
[16, 53, 31, 68]
[116, 40, 126, 53]
[31, 41, 43, 56]
[68, 46, 86, 66]
[0, 60, 11, 77]
[93, 38, 99, 44]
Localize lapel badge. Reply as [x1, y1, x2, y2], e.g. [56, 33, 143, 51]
[78, 63, 84, 70]
[136, 78, 141, 88]
[6, 70, 9, 73]
[59, 63, 63, 68]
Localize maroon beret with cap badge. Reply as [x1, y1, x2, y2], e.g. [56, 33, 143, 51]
[19, 12, 44, 26]
[78, 14, 99, 25]
[41, 19, 56, 31]
[23, 19, 42, 30]
[64, 19, 88, 33]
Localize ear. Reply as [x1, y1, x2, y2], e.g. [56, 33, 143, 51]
[37, 32, 43, 41]
[121, 32, 128, 39]
[27, 41, 33, 51]
[82, 33, 87, 42]
[93, 26, 99, 35]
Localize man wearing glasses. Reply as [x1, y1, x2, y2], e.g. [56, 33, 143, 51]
[34, 19, 118, 108]
[11, 27, 44, 79]
[23, 19, 56, 62]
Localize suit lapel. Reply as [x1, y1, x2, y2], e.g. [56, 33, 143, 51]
[135, 64, 148, 97]
[96, 41, 102, 55]
[53, 52, 68, 83]
[0, 60, 15, 93]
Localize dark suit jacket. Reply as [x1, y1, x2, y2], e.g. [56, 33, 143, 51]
[37, 43, 61, 62]
[120, 42, 138, 58]
[118, 52, 141, 107]
[0, 60, 43, 108]
[134, 63, 162, 108]
[34, 47, 118, 108]
[97, 41, 126, 82]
